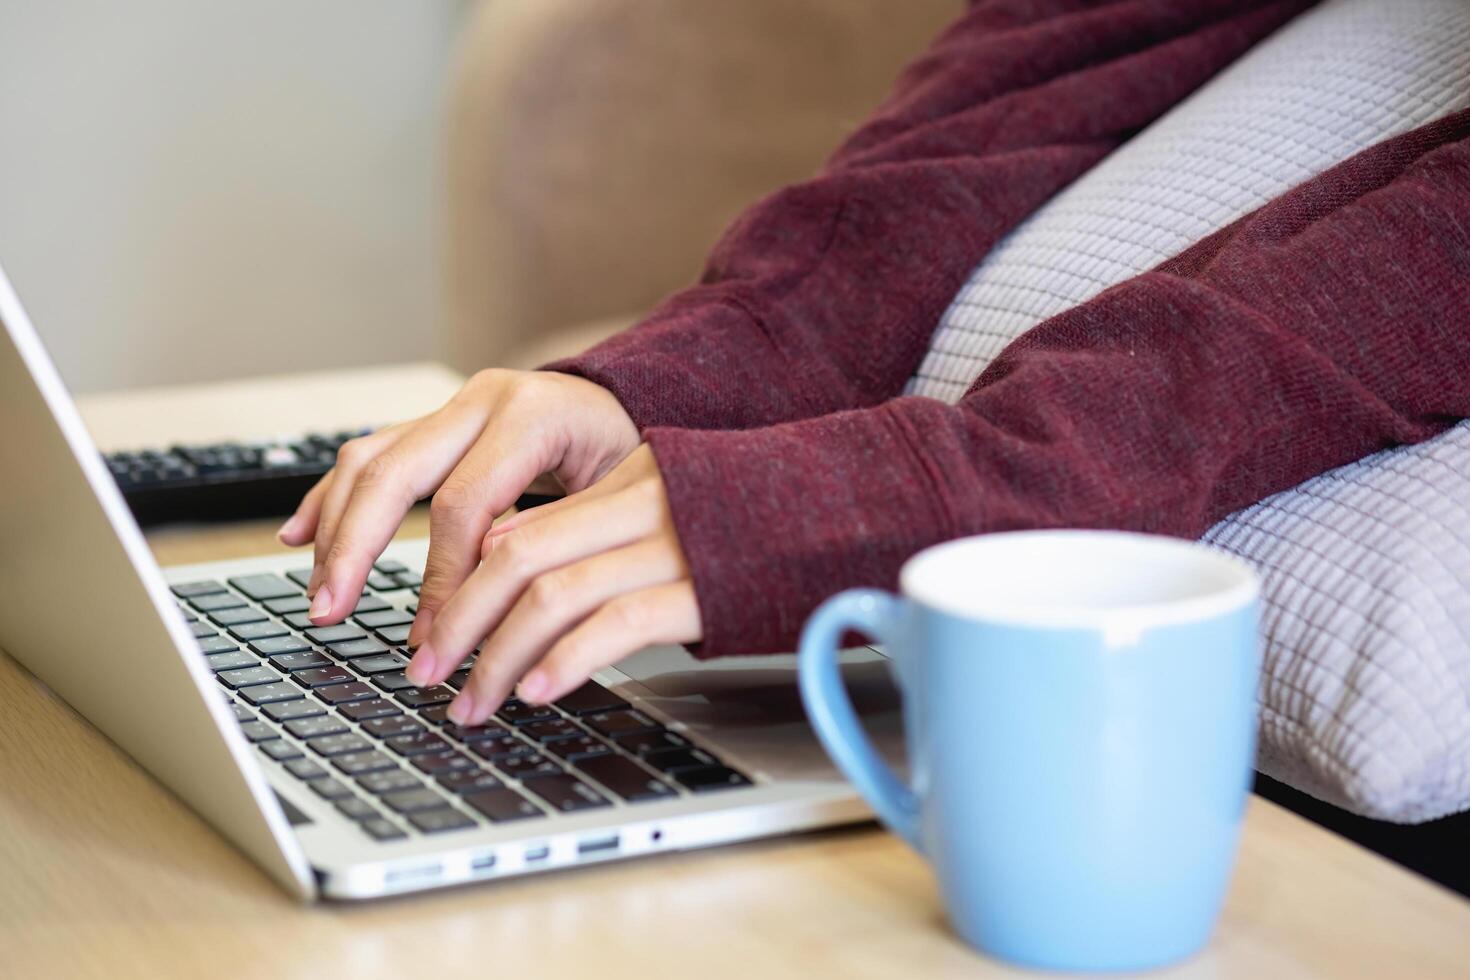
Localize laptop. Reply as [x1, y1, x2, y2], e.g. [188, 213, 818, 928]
[0, 261, 904, 900]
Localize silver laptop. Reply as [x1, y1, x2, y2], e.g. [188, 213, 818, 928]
[0, 262, 903, 900]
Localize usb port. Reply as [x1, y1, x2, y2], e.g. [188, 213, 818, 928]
[577, 834, 620, 856]
[524, 844, 551, 863]
[471, 853, 497, 872]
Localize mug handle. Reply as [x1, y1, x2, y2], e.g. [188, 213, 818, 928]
[798, 589, 921, 850]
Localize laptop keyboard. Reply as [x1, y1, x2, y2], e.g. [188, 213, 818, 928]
[173, 562, 751, 842]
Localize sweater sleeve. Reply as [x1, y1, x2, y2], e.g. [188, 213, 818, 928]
[545, 0, 1316, 430]
[648, 110, 1470, 657]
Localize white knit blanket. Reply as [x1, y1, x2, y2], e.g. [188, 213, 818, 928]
[907, 0, 1470, 821]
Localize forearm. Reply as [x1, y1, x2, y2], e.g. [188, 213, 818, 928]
[651, 112, 1470, 656]
[550, 0, 1315, 431]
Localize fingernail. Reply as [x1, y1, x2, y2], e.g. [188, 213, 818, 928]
[518, 670, 549, 704]
[406, 645, 437, 686]
[308, 584, 334, 620]
[276, 514, 301, 542]
[448, 691, 476, 726]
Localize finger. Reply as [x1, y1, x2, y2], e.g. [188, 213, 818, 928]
[308, 427, 406, 595]
[409, 416, 557, 648]
[408, 480, 663, 689]
[314, 402, 495, 624]
[478, 448, 645, 552]
[277, 470, 332, 546]
[519, 581, 700, 707]
[446, 537, 686, 724]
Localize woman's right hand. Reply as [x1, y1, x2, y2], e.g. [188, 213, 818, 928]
[276, 368, 641, 646]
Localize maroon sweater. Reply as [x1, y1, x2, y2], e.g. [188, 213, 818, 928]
[549, 0, 1470, 657]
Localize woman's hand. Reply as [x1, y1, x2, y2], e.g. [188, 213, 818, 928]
[277, 369, 640, 645]
[407, 444, 702, 725]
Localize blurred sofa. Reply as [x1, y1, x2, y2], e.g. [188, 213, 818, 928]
[443, 0, 961, 373]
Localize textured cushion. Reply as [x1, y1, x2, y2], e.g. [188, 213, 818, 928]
[907, 0, 1470, 820]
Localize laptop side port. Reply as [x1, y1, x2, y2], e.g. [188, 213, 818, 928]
[470, 853, 497, 873]
[524, 843, 551, 863]
[577, 834, 621, 856]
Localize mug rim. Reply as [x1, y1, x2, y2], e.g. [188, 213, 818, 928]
[898, 530, 1258, 642]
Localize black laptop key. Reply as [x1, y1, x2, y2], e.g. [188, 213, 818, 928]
[372, 671, 416, 693]
[228, 573, 300, 601]
[326, 638, 389, 660]
[673, 765, 752, 792]
[172, 580, 227, 598]
[375, 623, 413, 645]
[335, 797, 380, 822]
[441, 722, 507, 743]
[495, 698, 558, 726]
[396, 686, 455, 708]
[520, 718, 580, 743]
[361, 818, 408, 841]
[206, 651, 258, 673]
[393, 570, 423, 589]
[381, 788, 451, 814]
[309, 777, 354, 801]
[575, 754, 677, 803]
[189, 592, 245, 612]
[260, 740, 303, 761]
[366, 571, 401, 592]
[613, 730, 690, 757]
[358, 770, 423, 795]
[522, 773, 610, 813]
[332, 751, 398, 777]
[351, 653, 407, 675]
[407, 808, 476, 834]
[386, 732, 452, 757]
[338, 698, 401, 722]
[219, 666, 282, 690]
[375, 559, 409, 575]
[228, 620, 288, 642]
[463, 787, 541, 823]
[252, 635, 311, 657]
[420, 704, 452, 725]
[447, 669, 471, 691]
[584, 709, 661, 739]
[315, 682, 377, 705]
[285, 568, 314, 589]
[353, 595, 391, 614]
[261, 698, 324, 721]
[642, 747, 721, 773]
[210, 606, 268, 627]
[268, 650, 330, 671]
[361, 715, 424, 739]
[553, 682, 629, 717]
[355, 608, 414, 630]
[190, 621, 218, 640]
[543, 735, 612, 762]
[285, 758, 328, 781]
[495, 753, 561, 779]
[410, 751, 476, 775]
[231, 703, 257, 723]
[437, 770, 503, 794]
[308, 733, 373, 757]
[238, 720, 279, 742]
[197, 635, 242, 656]
[305, 625, 366, 645]
[466, 732, 533, 760]
[292, 665, 354, 688]
[264, 595, 312, 615]
[285, 716, 349, 740]
[285, 613, 315, 630]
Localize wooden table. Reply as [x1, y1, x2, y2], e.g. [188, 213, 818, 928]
[3, 365, 1469, 979]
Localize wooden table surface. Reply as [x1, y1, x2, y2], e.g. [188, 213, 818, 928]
[3, 365, 1469, 979]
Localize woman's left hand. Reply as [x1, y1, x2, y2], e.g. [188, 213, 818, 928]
[404, 444, 702, 727]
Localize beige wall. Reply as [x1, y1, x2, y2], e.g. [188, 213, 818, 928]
[0, 1, 468, 393]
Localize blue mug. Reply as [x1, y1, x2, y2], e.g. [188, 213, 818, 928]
[798, 530, 1260, 972]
